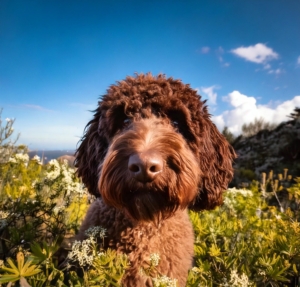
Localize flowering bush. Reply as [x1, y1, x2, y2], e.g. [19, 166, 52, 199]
[2, 155, 300, 286]
[187, 187, 300, 287]
[0, 153, 89, 252]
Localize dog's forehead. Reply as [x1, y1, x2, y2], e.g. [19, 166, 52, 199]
[131, 115, 169, 126]
[101, 76, 206, 117]
[101, 93, 197, 122]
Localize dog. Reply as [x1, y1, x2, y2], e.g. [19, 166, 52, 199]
[75, 73, 236, 286]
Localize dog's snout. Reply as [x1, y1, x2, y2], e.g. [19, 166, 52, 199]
[128, 152, 163, 183]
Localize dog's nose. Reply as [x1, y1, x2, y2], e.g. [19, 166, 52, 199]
[128, 152, 163, 183]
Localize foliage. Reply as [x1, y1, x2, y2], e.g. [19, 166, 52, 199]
[2, 161, 300, 287]
[288, 107, 300, 121]
[252, 169, 299, 217]
[0, 153, 89, 258]
[222, 126, 236, 145]
[2, 160, 300, 287]
[232, 110, 300, 185]
[241, 117, 277, 138]
[187, 187, 300, 286]
[232, 168, 257, 188]
[0, 251, 41, 285]
[0, 109, 25, 165]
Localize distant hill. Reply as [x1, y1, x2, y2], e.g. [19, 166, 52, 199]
[231, 116, 300, 186]
[28, 150, 75, 164]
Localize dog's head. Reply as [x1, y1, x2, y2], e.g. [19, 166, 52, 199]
[75, 74, 236, 221]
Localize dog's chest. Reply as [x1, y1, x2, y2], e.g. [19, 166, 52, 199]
[106, 211, 193, 270]
[106, 211, 194, 286]
[110, 221, 163, 254]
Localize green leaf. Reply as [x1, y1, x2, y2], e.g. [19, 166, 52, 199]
[293, 263, 298, 275]
[0, 274, 19, 283]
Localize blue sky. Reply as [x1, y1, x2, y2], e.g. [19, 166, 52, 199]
[1, 0, 300, 150]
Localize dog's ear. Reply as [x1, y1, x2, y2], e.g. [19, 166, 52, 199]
[75, 108, 108, 197]
[189, 117, 236, 211]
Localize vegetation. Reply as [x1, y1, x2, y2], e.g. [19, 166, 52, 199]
[288, 107, 300, 121]
[188, 183, 300, 287]
[222, 126, 236, 145]
[232, 107, 300, 189]
[241, 117, 277, 138]
[1, 110, 300, 286]
[0, 109, 23, 164]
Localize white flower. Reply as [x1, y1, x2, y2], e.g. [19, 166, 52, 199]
[8, 153, 29, 164]
[228, 269, 252, 286]
[68, 238, 96, 267]
[72, 182, 88, 197]
[60, 165, 87, 196]
[62, 168, 73, 185]
[46, 159, 61, 180]
[150, 253, 160, 267]
[5, 118, 11, 122]
[15, 153, 29, 162]
[8, 157, 17, 163]
[226, 188, 253, 197]
[32, 155, 42, 164]
[152, 275, 177, 287]
[223, 188, 253, 212]
[31, 180, 37, 188]
[191, 267, 200, 273]
[85, 226, 107, 239]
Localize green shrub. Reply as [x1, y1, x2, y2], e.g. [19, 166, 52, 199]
[187, 187, 300, 286]
[0, 154, 89, 255]
[2, 163, 300, 286]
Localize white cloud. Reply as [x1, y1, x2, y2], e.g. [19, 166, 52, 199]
[201, 85, 220, 105]
[297, 56, 300, 65]
[200, 46, 210, 54]
[216, 46, 224, 63]
[213, 91, 300, 135]
[223, 90, 256, 108]
[268, 68, 284, 75]
[231, 43, 279, 64]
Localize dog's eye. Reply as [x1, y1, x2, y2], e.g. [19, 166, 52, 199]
[171, 120, 179, 128]
[122, 118, 131, 128]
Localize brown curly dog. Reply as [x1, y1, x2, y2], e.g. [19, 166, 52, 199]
[75, 73, 236, 286]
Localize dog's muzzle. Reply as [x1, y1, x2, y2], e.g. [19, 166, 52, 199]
[128, 151, 163, 183]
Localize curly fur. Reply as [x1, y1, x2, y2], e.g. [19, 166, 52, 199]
[75, 73, 236, 286]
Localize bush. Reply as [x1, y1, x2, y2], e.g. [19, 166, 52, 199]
[188, 187, 300, 287]
[2, 161, 300, 286]
[241, 117, 277, 138]
[222, 126, 236, 145]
